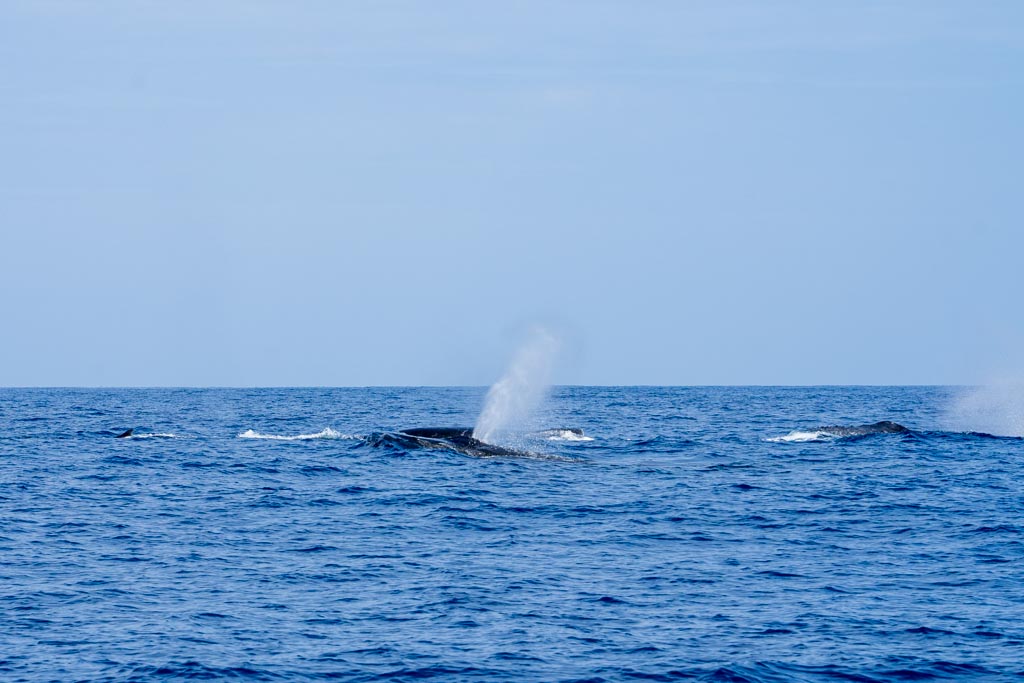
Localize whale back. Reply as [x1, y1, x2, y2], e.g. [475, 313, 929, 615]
[399, 427, 474, 440]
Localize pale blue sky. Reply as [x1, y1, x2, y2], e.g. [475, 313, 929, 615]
[1, 2, 1022, 386]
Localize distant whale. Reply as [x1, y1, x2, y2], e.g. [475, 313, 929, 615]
[770, 420, 911, 443]
[116, 429, 134, 439]
[812, 421, 909, 437]
[368, 427, 585, 459]
[385, 428, 521, 458]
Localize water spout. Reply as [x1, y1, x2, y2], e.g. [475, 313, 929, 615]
[473, 328, 559, 445]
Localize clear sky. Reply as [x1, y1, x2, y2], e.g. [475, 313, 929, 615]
[2, 2, 1022, 386]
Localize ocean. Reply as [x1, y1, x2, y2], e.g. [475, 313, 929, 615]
[1, 386, 1021, 682]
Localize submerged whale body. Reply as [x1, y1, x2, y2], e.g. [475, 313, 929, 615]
[814, 421, 909, 437]
[400, 427, 475, 440]
[389, 428, 522, 458]
[368, 427, 586, 459]
[771, 420, 911, 443]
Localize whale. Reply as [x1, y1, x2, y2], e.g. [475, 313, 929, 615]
[770, 421, 912, 443]
[115, 429, 134, 438]
[367, 427, 586, 459]
[812, 421, 908, 438]
[383, 428, 521, 458]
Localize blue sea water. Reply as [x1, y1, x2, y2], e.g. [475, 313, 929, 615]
[1, 386, 1022, 682]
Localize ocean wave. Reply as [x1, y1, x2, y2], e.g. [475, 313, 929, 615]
[237, 428, 357, 441]
[5, 386, 1023, 679]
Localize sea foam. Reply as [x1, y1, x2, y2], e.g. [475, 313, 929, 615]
[237, 428, 356, 441]
[122, 432, 178, 439]
[543, 429, 594, 442]
[765, 430, 832, 443]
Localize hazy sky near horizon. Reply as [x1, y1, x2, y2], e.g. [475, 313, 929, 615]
[2, 2, 1022, 386]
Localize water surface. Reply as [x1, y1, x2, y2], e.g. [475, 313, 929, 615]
[1, 387, 1021, 681]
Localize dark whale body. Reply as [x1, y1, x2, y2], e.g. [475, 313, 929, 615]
[116, 429, 134, 438]
[368, 427, 586, 459]
[814, 421, 909, 438]
[391, 428, 520, 457]
[400, 427, 475, 440]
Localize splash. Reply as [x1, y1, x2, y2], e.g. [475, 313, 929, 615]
[766, 430, 832, 443]
[946, 382, 1024, 437]
[473, 328, 560, 445]
[237, 427, 356, 441]
[540, 429, 594, 442]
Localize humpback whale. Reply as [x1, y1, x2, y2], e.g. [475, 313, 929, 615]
[116, 429, 134, 439]
[812, 421, 908, 437]
[385, 428, 521, 458]
[771, 421, 911, 442]
[367, 427, 586, 459]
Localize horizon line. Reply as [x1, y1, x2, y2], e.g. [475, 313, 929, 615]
[0, 383, 974, 390]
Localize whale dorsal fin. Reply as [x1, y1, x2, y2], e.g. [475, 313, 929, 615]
[116, 429, 134, 438]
